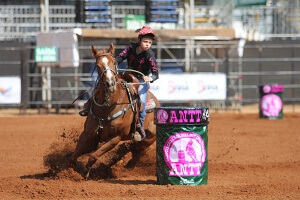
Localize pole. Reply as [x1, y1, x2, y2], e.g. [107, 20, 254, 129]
[184, 3, 189, 29]
[20, 45, 28, 114]
[45, 0, 50, 32]
[157, 37, 162, 71]
[238, 39, 246, 112]
[291, 47, 295, 112]
[185, 39, 190, 72]
[40, 0, 45, 32]
[40, 0, 52, 110]
[190, 0, 194, 29]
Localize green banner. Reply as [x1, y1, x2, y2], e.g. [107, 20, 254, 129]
[155, 107, 209, 186]
[125, 15, 145, 30]
[235, 0, 267, 7]
[35, 46, 58, 62]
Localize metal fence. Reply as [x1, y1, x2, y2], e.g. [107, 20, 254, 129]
[234, 41, 300, 104]
[1, 40, 300, 113]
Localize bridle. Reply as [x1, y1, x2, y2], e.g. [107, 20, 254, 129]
[94, 53, 118, 82]
[90, 52, 138, 133]
[92, 53, 118, 107]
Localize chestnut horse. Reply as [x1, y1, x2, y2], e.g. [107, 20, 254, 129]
[69, 44, 159, 178]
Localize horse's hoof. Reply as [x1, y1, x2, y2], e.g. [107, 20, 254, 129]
[133, 132, 142, 142]
[85, 170, 90, 179]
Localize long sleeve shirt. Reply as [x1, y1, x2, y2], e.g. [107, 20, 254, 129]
[115, 42, 159, 82]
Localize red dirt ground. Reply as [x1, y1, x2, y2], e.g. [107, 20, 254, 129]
[0, 112, 299, 199]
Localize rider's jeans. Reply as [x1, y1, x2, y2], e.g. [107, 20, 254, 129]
[138, 77, 149, 127]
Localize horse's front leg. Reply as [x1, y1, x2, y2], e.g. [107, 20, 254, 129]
[85, 135, 121, 178]
[68, 129, 98, 167]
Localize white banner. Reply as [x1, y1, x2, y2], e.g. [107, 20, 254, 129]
[0, 77, 21, 104]
[150, 73, 226, 101]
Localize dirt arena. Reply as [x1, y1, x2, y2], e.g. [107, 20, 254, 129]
[0, 109, 299, 199]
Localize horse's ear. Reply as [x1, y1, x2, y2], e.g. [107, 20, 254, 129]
[91, 45, 97, 58]
[108, 43, 115, 55]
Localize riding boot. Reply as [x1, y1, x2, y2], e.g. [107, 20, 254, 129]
[79, 99, 91, 116]
[79, 107, 89, 116]
[136, 124, 146, 140]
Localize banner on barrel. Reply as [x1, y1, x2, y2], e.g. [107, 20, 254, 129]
[259, 84, 284, 119]
[154, 107, 209, 186]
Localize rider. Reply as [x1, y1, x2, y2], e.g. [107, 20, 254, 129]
[79, 26, 159, 139]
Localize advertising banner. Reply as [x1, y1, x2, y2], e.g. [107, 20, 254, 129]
[0, 77, 21, 104]
[35, 46, 58, 62]
[125, 15, 145, 30]
[235, 0, 267, 7]
[150, 73, 226, 101]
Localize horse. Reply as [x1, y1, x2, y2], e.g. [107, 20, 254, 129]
[69, 43, 160, 178]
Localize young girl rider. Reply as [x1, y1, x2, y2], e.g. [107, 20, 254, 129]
[79, 26, 159, 139]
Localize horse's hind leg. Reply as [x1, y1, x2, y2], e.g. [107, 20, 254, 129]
[85, 135, 121, 178]
[88, 140, 133, 178]
[69, 130, 98, 166]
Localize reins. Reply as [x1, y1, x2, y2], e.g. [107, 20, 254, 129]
[118, 69, 148, 85]
[90, 54, 147, 108]
[72, 55, 147, 105]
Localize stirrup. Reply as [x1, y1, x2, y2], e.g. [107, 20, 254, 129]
[79, 108, 89, 116]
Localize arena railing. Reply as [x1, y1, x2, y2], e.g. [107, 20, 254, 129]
[1, 41, 300, 113]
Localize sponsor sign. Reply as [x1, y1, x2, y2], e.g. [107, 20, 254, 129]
[155, 107, 209, 125]
[35, 46, 58, 62]
[0, 77, 21, 104]
[150, 73, 226, 101]
[125, 15, 145, 30]
[235, 0, 267, 7]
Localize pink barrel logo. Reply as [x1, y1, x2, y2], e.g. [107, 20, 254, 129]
[163, 132, 206, 176]
[156, 109, 168, 124]
[260, 94, 282, 117]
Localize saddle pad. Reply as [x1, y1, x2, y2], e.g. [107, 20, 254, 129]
[146, 97, 156, 111]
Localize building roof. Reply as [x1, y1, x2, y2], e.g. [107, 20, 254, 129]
[79, 27, 236, 41]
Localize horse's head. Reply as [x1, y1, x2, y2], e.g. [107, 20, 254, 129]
[91, 43, 117, 93]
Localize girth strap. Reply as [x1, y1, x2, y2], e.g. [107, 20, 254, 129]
[122, 81, 136, 113]
[90, 99, 137, 125]
[90, 79, 138, 139]
[110, 99, 137, 120]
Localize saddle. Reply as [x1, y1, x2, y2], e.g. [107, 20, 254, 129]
[120, 72, 156, 112]
[120, 72, 157, 141]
